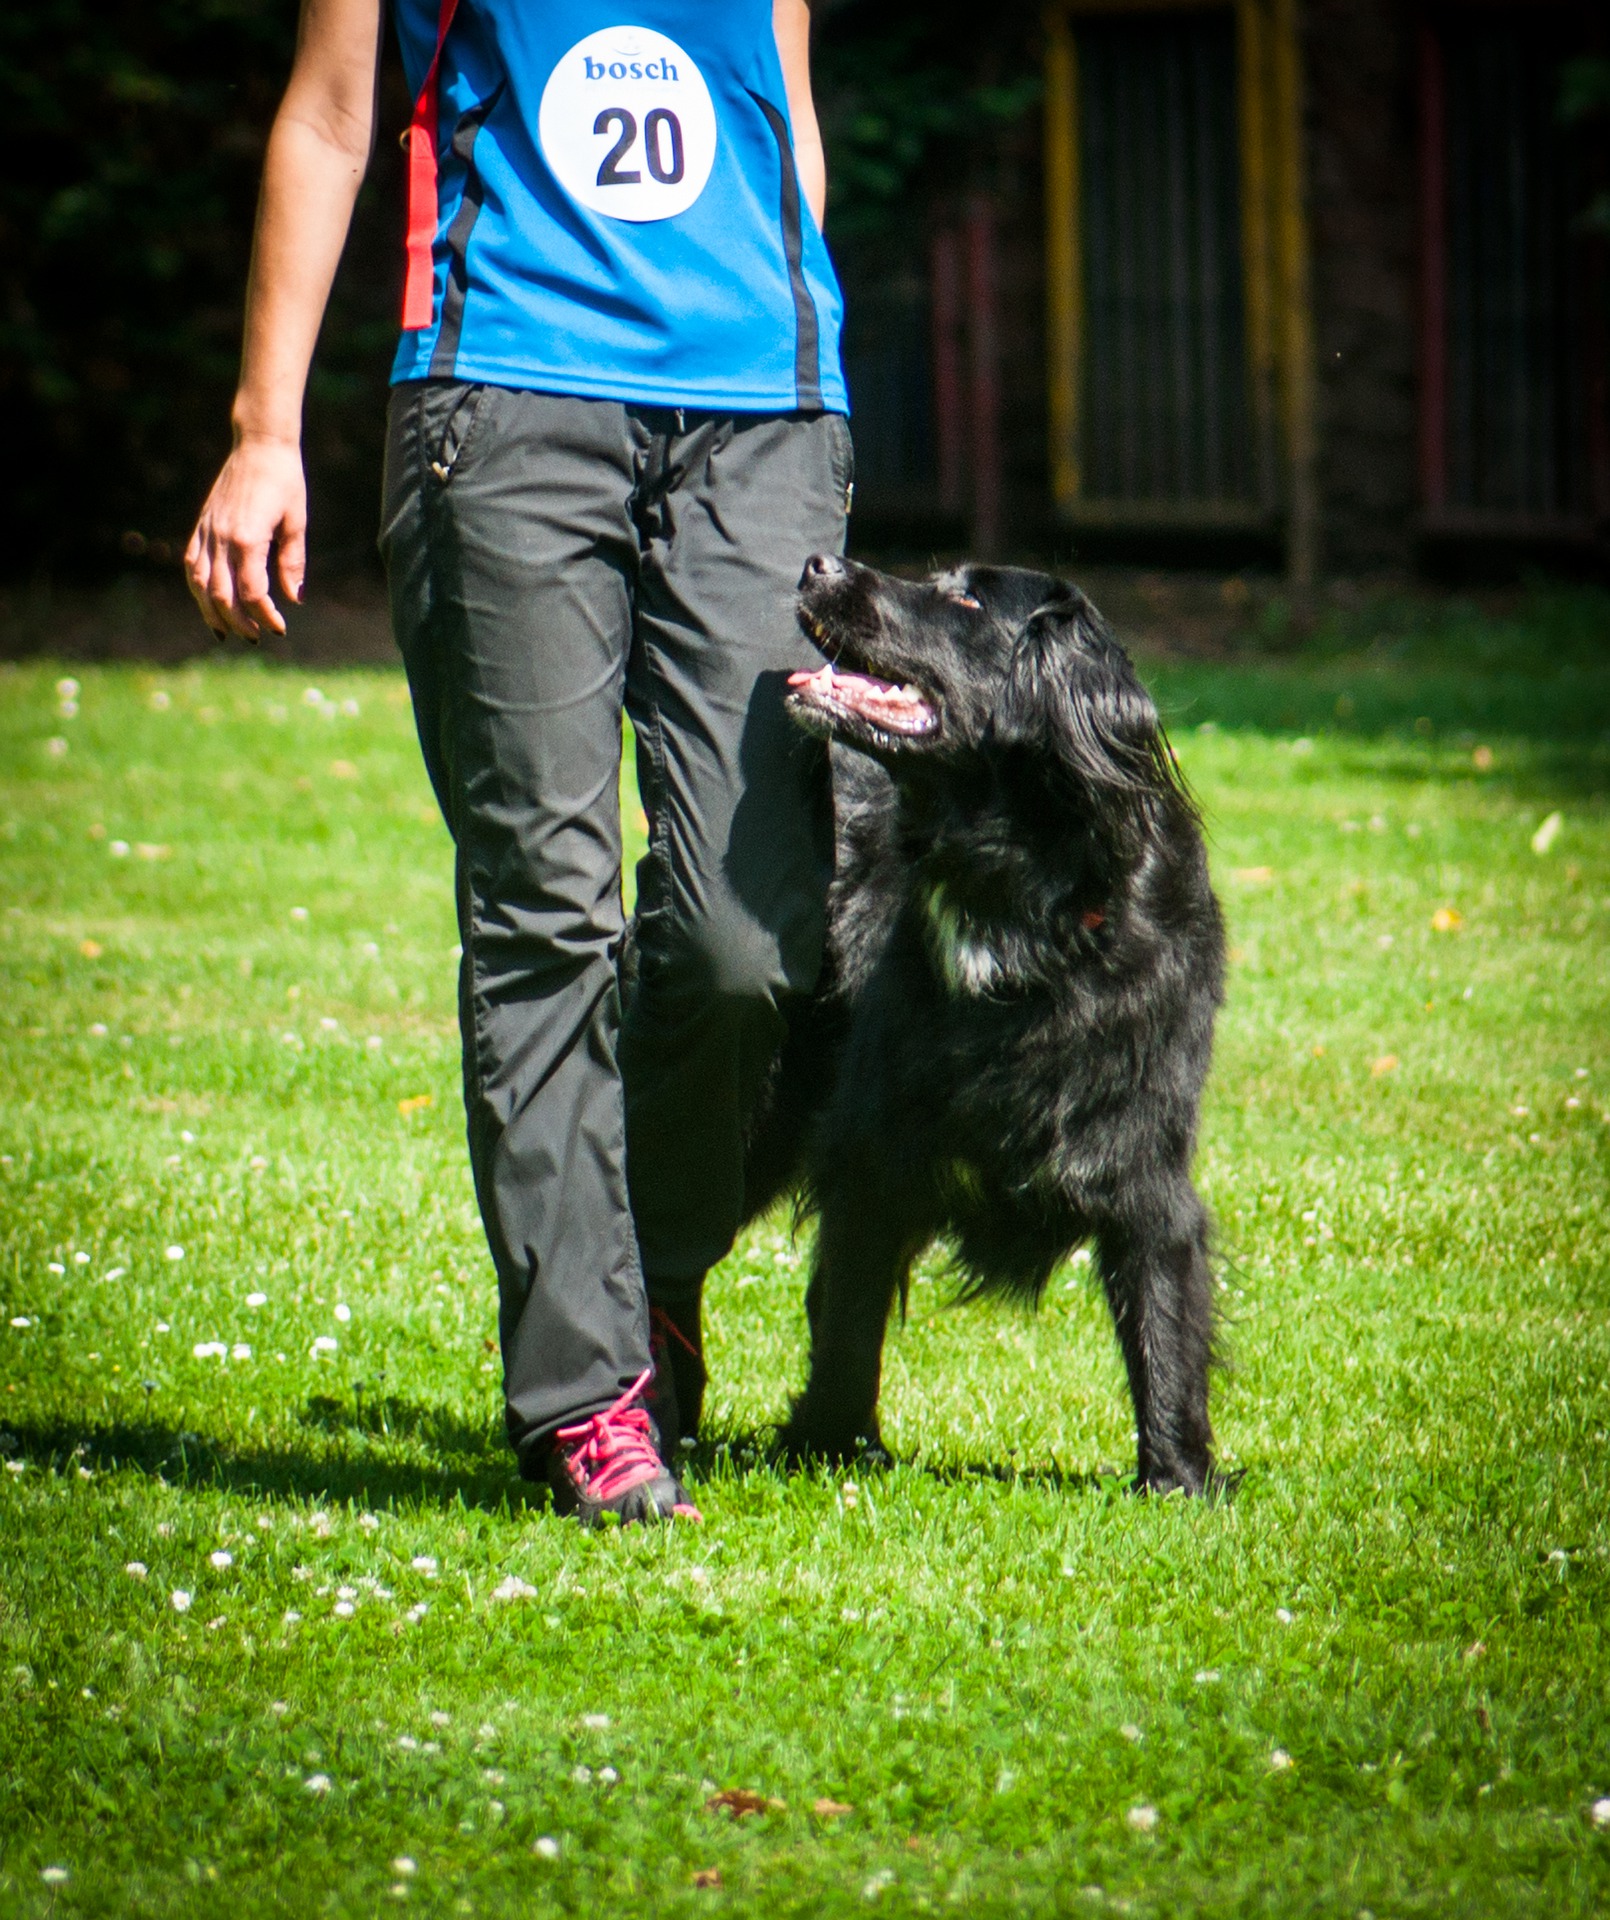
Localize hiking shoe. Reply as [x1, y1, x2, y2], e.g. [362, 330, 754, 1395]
[645, 1300, 707, 1456]
[547, 1369, 701, 1527]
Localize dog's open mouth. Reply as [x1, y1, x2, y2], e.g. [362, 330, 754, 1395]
[785, 661, 939, 739]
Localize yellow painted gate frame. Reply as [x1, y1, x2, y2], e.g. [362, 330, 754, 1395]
[1044, 0, 1318, 586]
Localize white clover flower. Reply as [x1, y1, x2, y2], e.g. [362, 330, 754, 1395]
[125, 1562, 147, 1579]
[89, 1022, 109, 1038]
[571, 1765, 593, 1785]
[302, 688, 324, 708]
[110, 840, 130, 857]
[340, 698, 361, 717]
[1126, 1804, 1158, 1833]
[366, 1035, 384, 1051]
[334, 1303, 351, 1323]
[491, 1575, 537, 1602]
[165, 1245, 185, 1262]
[210, 1551, 233, 1569]
[283, 1610, 302, 1625]
[430, 1711, 450, 1728]
[170, 1590, 192, 1613]
[406, 1604, 429, 1624]
[1275, 1607, 1294, 1625]
[56, 677, 79, 699]
[1119, 1723, 1142, 1743]
[290, 907, 309, 922]
[155, 1322, 170, 1333]
[333, 1601, 355, 1618]
[397, 1736, 418, 1751]
[193, 1342, 226, 1360]
[392, 1858, 416, 1876]
[304, 1773, 332, 1795]
[150, 690, 171, 711]
[358, 1512, 379, 1531]
[581, 1713, 610, 1731]
[73, 1251, 91, 1266]
[231, 1344, 252, 1361]
[269, 1701, 289, 1715]
[9, 1317, 30, 1330]
[411, 1556, 438, 1575]
[105, 1267, 126, 1282]
[1270, 1749, 1294, 1771]
[45, 736, 69, 759]
[5, 1460, 24, 1475]
[598, 1766, 618, 1785]
[40, 1867, 69, 1886]
[1591, 1798, 1610, 1829]
[862, 1870, 895, 1901]
[48, 1262, 65, 1275]
[311, 1336, 337, 1355]
[534, 1837, 560, 1860]
[319, 1017, 339, 1032]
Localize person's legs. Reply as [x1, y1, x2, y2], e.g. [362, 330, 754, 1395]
[381, 381, 662, 1480]
[621, 409, 853, 1443]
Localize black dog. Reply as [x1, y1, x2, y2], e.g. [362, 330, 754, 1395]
[732, 555, 1226, 1495]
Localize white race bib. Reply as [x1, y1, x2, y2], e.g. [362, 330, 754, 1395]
[538, 27, 718, 224]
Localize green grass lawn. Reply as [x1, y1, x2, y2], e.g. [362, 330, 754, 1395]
[2, 593, 1608, 1917]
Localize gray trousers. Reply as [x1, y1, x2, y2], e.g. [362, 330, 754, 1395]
[380, 382, 850, 1467]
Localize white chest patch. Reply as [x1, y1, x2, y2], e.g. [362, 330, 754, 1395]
[539, 28, 718, 224]
[924, 886, 1003, 997]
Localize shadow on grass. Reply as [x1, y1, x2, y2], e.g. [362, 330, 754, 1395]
[0, 1403, 1207, 1512]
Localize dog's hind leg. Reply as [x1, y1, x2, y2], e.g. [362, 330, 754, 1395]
[1093, 1181, 1215, 1495]
[781, 1183, 929, 1465]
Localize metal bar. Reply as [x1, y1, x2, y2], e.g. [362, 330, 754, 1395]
[1270, 0, 1318, 596]
[1236, 0, 1277, 512]
[1417, 18, 1448, 514]
[965, 193, 1003, 557]
[930, 224, 966, 516]
[1042, 6, 1083, 508]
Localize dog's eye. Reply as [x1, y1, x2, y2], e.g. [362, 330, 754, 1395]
[950, 592, 981, 611]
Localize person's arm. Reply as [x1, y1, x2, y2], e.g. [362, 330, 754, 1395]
[773, 0, 826, 229]
[185, 0, 383, 640]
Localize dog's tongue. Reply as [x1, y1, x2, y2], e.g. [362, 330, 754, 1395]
[786, 662, 936, 736]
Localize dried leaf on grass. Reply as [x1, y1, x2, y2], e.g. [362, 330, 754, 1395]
[706, 1788, 785, 1819]
[812, 1799, 853, 1818]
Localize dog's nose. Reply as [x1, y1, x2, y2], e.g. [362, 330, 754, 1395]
[799, 552, 847, 589]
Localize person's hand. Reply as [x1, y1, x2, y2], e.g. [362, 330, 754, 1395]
[184, 437, 307, 641]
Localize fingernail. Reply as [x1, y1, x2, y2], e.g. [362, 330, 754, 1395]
[294, 582, 305, 604]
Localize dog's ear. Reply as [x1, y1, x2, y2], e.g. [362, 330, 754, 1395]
[999, 595, 1193, 811]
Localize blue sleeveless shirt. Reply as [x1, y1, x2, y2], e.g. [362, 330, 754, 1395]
[389, 1, 848, 414]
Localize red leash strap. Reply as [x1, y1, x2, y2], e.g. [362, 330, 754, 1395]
[401, 0, 462, 330]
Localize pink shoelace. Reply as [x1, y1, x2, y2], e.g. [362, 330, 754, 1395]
[553, 1369, 701, 1519]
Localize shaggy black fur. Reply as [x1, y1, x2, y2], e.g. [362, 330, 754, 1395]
[742, 554, 1227, 1495]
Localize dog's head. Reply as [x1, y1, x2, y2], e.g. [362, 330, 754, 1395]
[788, 554, 1190, 822]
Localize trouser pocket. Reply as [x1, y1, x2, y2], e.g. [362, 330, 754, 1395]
[826, 413, 855, 518]
[425, 382, 490, 484]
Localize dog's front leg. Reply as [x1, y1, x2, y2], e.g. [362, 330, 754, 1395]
[782, 1183, 925, 1465]
[1094, 1183, 1216, 1495]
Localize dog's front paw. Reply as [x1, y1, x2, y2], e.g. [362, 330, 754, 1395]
[778, 1401, 889, 1470]
[1133, 1450, 1218, 1498]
